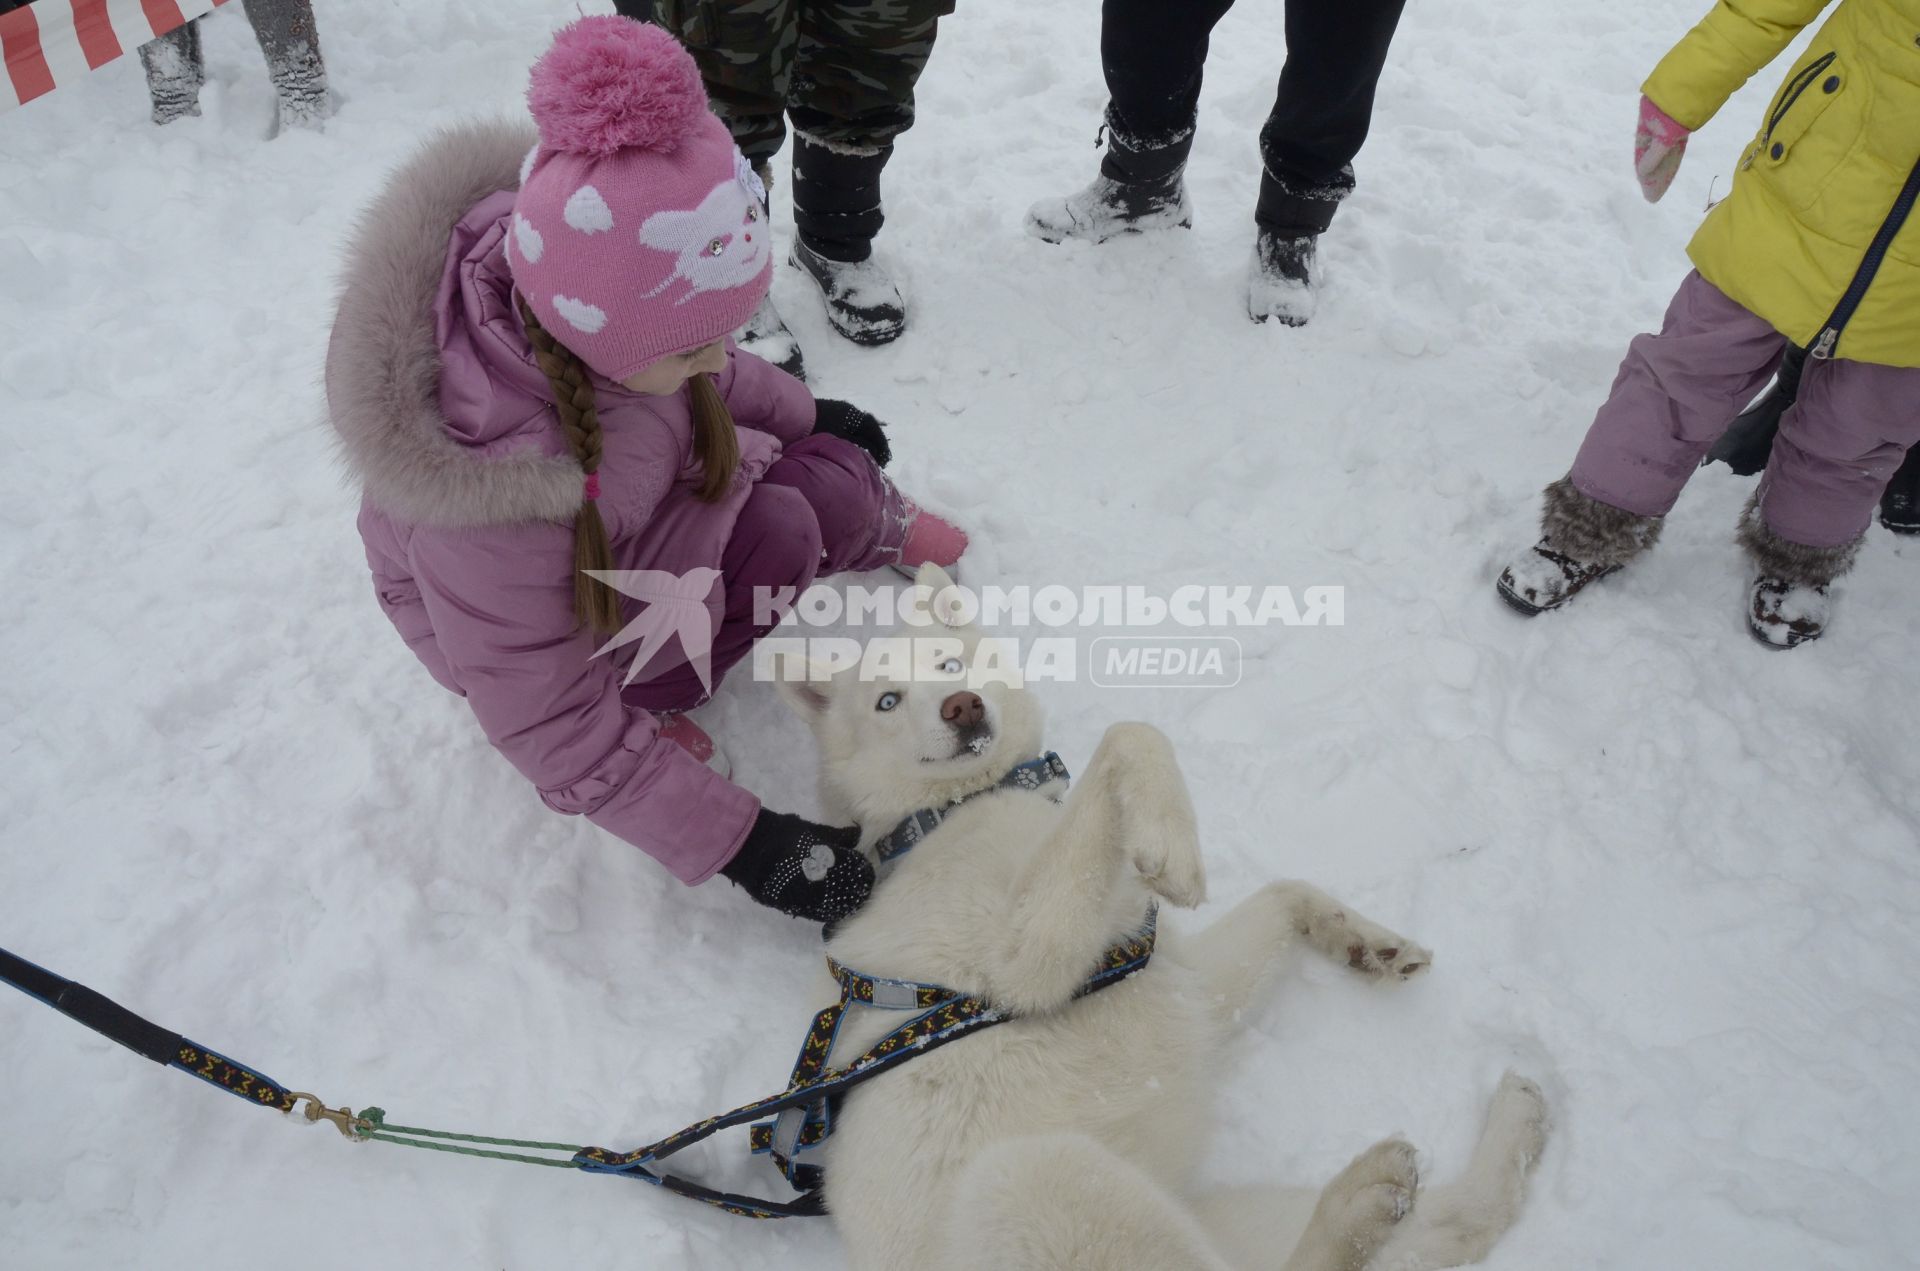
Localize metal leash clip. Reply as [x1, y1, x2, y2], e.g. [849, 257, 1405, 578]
[287, 1091, 372, 1140]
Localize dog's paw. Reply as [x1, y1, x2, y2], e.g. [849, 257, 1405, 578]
[1334, 913, 1431, 981]
[1129, 819, 1206, 910]
[1485, 1071, 1551, 1169]
[1315, 1138, 1418, 1263]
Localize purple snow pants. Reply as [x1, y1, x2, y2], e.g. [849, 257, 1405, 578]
[1569, 272, 1920, 549]
[622, 434, 906, 713]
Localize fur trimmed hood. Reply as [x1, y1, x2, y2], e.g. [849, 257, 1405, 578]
[325, 121, 586, 528]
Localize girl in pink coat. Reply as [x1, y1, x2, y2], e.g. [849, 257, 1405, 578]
[324, 18, 964, 924]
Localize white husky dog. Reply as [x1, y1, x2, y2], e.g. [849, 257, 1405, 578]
[772, 565, 1549, 1271]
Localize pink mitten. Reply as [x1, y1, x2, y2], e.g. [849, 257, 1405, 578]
[1634, 95, 1691, 203]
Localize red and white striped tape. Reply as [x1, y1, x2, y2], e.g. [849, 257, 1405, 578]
[1, 0, 231, 113]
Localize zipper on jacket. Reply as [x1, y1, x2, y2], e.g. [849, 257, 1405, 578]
[1744, 52, 1838, 168]
[1809, 152, 1920, 360]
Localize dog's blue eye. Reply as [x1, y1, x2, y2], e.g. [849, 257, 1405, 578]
[876, 692, 901, 712]
[938, 658, 963, 674]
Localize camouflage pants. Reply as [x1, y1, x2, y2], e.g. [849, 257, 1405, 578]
[619, 0, 955, 162]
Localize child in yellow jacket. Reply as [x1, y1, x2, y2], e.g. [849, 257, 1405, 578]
[1497, 0, 1920, 648]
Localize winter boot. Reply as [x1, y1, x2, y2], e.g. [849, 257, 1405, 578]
[1738, 493, 1860, 649]
[736, 162, 806, 379]
[1247, 164, 1352, 326]
[1705, 344, 1806, 475]
[1878, 445, 1920, 535]
[139, 22, 206, 126]
[1026, 110, 1194, 244]
[892, 501, 969, 578]
[242, 0, 333, 136]
[655, 713, 730, 777]
[1496, 477, 1663, 616]
[790, 135, 906, 346]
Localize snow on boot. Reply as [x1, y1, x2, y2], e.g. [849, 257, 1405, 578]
[735, 161, 806, 379]
[1026, 172, 1191, 244]
[791, 238, 906, 346]
[243, 0, 333, 136]
[139, 23, 206, 126]
[1248, 163, 1351, 327]
[1747, 577, 1831, 649]
[1879, 446, 1920, 535]
[895, 502, 968, 574]
[1026, 111, 1193, 244]
[1247, 230, 1318, 327]
[791, 135, 906, 345]
[1496, 476, 1662, 616]
[655, 713, 730, 778]
[1737, 492, 1860, 649]
[739, 293, 806, 380]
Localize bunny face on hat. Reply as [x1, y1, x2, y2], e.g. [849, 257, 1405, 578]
[508, 18, 773, 382]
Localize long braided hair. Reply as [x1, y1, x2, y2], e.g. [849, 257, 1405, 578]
[518, 297, 741, 636]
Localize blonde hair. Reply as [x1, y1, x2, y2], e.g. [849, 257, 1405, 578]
[518, 299, 743, 636]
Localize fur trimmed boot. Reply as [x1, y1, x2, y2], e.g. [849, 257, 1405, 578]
[790, 135, 907, 346]
[1738, 494, 1861, 649]
[1496, 477, 1663, 616]
[736, 162, 806, 380]
[1248, 164, 1352, 327]
[1025, 111, 1194, 245]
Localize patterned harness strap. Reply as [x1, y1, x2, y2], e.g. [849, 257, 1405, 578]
[872, 751, 1071, 864]
[573, 909, 1160, 1220]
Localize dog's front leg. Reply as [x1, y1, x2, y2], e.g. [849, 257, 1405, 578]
[986, 723, 1205, 1014]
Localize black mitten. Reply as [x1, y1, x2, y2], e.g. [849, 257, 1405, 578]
[811, 399, 891, 468]
[720, 809, 874, 924]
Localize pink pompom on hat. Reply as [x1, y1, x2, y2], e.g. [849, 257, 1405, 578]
[508, 16, 772, 382]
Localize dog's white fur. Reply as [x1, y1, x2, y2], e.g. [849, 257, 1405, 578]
[775, 566, 1549, 1271]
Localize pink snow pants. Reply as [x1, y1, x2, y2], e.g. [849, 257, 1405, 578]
[1568, 272, 1920, 549]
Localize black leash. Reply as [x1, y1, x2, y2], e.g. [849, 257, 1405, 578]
[0, 946, 303, 1115]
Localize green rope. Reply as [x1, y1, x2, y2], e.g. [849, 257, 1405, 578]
[349, 1107, 586, 1169]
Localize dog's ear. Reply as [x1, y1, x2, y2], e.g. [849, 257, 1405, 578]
[773, 653, 835, 717]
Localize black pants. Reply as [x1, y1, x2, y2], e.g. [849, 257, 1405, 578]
[1101, 0, 1405, 193]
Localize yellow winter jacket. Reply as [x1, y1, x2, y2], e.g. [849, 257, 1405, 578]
[1644, 0, 1920, 366]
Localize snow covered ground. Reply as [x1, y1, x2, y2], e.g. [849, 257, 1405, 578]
[4, 1, 1919, 1267]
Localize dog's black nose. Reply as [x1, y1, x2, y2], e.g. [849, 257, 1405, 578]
[941, 692, 984, 727]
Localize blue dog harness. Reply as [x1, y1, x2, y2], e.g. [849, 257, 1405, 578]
[871, 751, 1072, 864]
[573, 751, 1160, 1219]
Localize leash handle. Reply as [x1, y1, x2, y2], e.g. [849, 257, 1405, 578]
[1, 945, 300, 1114]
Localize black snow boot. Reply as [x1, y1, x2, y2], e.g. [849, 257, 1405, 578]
[1879, 446, 1920, 535]
[1248, 164, 1352, 327]
[1705, 344, 1806, 475]
[140, 22, 206, 126]
[735, 162, 806, 380]
[790, 135, 906, 346]
[1026, 110, 1194, 245]
[243, 0, 333, 135]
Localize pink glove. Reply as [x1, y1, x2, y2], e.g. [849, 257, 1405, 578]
[1634, 95, 1691, 203]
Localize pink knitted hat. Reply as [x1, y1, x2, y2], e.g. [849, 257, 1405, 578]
[508, 17, 771, 382]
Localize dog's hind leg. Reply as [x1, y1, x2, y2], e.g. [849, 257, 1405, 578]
[1193, 1137, 1420, 1271]
[987, 723, 1208, 1014]
[1370, 1073, 1550, 1271]
[1181, 882, 1432, 1029]
[949, 1133, 1234, 1271]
